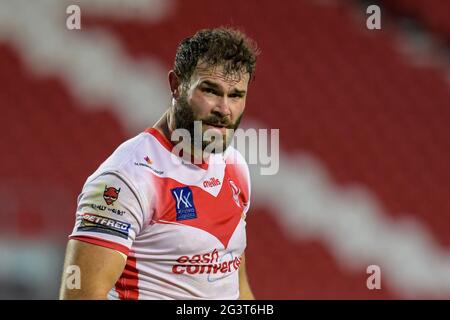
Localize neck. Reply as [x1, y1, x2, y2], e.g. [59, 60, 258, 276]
[153, 110, 210, 165]
[153, 110, 173, 141]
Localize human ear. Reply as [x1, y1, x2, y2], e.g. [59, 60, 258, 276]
[168, 70, 181, 99]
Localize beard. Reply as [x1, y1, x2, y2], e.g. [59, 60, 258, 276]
[173, 93, 243, 154]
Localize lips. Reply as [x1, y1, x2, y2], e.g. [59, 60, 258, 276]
[206, 123, 226, 128]
[204, 121, 232, 130]
[203, 123, 228, 137]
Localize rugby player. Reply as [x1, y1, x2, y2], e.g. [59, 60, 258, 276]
[59, 27, 258, 300]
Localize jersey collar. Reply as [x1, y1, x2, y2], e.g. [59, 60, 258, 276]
[144, 127, 210, 170]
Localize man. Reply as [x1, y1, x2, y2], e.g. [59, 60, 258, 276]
[59, 27, 258, 300]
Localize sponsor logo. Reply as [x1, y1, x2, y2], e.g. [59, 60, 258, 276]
[103, 186, 120, 205]
[77, 213, 130, 239]
[144, 155, 153, 165]
[171, 186, 197, 221]
[90, 203, 126, 216]
[228, 179, 241, 208]
[203, 177, 221, 188]
[171, 249, 242, 277]
[134, 156, 164, 175]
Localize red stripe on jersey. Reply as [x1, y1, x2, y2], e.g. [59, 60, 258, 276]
[69, 235, 130, 256]
[144, 128, 174, 152]
[115, 255, 139, 300]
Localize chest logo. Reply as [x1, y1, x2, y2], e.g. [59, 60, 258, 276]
[203, 177, 221, 188]
[228, 179, 242, 208]
[171, 186, 197, 221]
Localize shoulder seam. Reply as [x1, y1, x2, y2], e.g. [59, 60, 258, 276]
[115, 133, 147, 170]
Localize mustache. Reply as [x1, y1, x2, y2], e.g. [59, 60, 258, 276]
[201, 116, 234, 129]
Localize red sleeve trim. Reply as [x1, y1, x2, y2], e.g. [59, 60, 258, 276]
[69, 235, 130, 256]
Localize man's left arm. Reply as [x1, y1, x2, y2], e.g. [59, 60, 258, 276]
[239, 253, 255, 300]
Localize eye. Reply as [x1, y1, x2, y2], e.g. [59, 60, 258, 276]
[203, 88, 217, 95]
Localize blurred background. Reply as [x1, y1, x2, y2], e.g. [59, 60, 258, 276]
[0, 0, 449, 299]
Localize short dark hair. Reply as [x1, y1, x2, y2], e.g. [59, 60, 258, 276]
[174, 27, 259, 84]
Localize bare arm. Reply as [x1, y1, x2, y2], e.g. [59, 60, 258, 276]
[59, 239, 126, 299]
[238, 254, 255, 300]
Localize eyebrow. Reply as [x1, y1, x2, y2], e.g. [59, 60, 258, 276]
[200, 80, 246, 95]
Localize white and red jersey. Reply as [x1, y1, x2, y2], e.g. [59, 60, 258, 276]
[69, 128, 251, 300]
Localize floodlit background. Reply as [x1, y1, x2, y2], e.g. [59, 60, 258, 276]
[0, 0, 449, 299]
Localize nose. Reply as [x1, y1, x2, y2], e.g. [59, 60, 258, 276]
[212, 96, 231, 118]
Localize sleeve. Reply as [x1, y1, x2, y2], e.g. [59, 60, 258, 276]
[69, 171, 145, 256]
